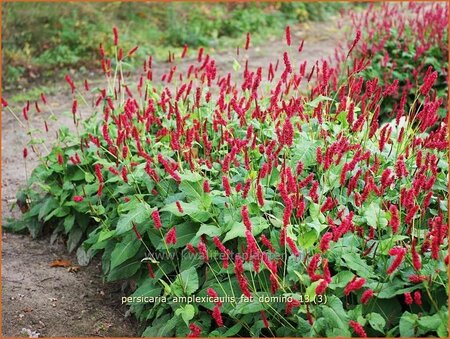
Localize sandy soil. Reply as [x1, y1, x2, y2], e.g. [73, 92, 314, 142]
[1, 20, 345, 337]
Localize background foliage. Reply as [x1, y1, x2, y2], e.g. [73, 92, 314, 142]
[2, 2, 347, 89]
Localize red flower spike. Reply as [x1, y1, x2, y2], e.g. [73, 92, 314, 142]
[222, 176, 231, 196]
[261, 310, 269, 328]
[121, 166, 128, 183]
[198, 240, 209, 262]
[387, 247, 406, 274]
[186, 243, 196, 254]
[73, 196, 84, 202]
[344, 276, 366, 296]
[65, 75, 76, 93]
[165, 227, 177, 245]
[146, 262, 155, 279]
[245, 32, 250, 50]
[113, 26, 119, 46]
[203, 180, 211, 193]
[320, 196, 334, 213]
[280, 119, 294, 147]
[420, 69, 438, 96]
[132, 222, 142, 241]
[413, 291, 422, 306]
[360, 289, 374, 304]
[408, 274, 427, 283]
[260, 234, 275, 253]
[212, 305, 223, 327]
[285, 298, 301, 315]
[241, 205, 252, 231]
[307, 254, 322, 281]
[411, 239, 422, 270]
[256, 184, 264, 207]
[389, 204, 400, 234]
[127, 46, 139, 57]
[404, 292, 413, 305]
[187, 323, 201, 338]
[319, 232, 333, 252]
[181, 44, 188, 58]
[176, 201, 184, 213]
[286, 237, 299, 256]
[285, 25, 291, 46]
[151, 210, 162, 230]
[315, 280, 328, 295]
[207, 288, 222, 306]
[234, 254, 251, 297]
[349, 320, 367, 337]
[97, 183, 103, 197]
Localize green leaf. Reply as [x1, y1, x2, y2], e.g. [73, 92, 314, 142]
[116, 203, 153, 235]
[306, 95, 333, 108]
[233, 59, 241, 71]
[170, 222, 197, 249]
[341, 253, 375, 278]
[328, 270, 355, 289]
[367, 312, 386, 333]
[161, 201, 210, 223]
[223, 222, 246, 243]
[85, 172, 95, 183]
[130, 279, 162, 302]
[38, 196, 59, 221]
[306, 220, 326, 234]
[223, 216, 269, 243]
[378, 235, 408, 255]
[110, 238, 141, 270]
[417, 313, 442, 333]
[143, 314, 181, 337]
[67, 227, 83, 253]
[76, 246, 95, 266]
[179, 180, 210, 207]
[107, 261, 141, 281]
[175, 304, 195, 325]
[171, 267, 199, 296]
[292, 138, 320, 168]
[178, 171, 203, 182]
[376, 279, 411, 299]
[299, 229, 317, 249]
[63, 214, 75, 233]
[230, 299, 264, 315]
[322, 296, 351, 336]
[364, 202, 388, 229]
[222, 323, 243, 337]
[305, 280, 321, 300]
[196, 224, 222, 238]
[399, 311, 418, 337]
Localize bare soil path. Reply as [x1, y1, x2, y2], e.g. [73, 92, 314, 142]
[1, 19, 345, 337]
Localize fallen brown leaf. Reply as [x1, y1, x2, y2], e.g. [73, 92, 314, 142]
[67, 265, 80, 273]
[50, 259, 72, 268]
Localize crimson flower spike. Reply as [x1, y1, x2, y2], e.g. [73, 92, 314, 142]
[65, 75, 76, 93]
[298, 39, 304, 52]
[347, 29, 361, 58]
[245, 32, 250, 50]
[285, 25, 291, 46]
[181, 44, 188, 59]
[113, 26, 119, 46]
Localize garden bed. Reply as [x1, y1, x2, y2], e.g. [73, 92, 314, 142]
[2, 2, 448, 338]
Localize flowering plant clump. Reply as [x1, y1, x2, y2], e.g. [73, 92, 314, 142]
[5, 3, 448, 338]
[340, 2, 448, 122]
